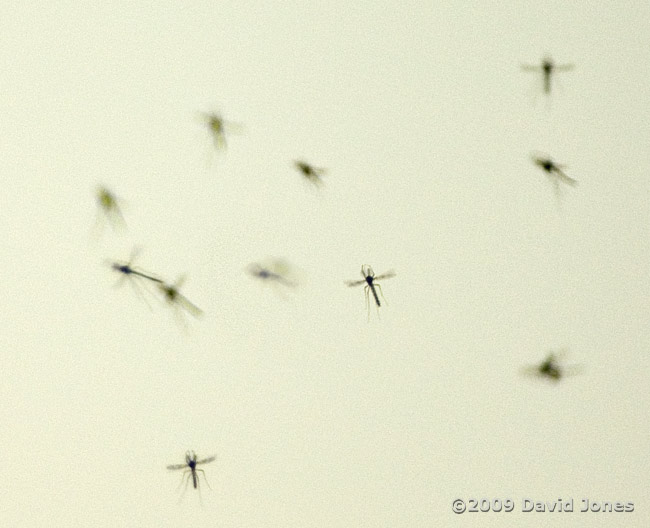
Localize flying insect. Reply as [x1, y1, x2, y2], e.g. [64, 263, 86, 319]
[199, 111, 242, 150]
[247, 258, 297, 289]
[108, 248, 162, 307]
[294, 160, 327, 187]
[158, 275, 203, 321]
[167, 450, 216, 491]
[345, 264, 395, 319]
[521, 56, 574, 94]
[521, 350, 582, 382]
[531, 153, 577, 197]
[94, 185, 126, 234]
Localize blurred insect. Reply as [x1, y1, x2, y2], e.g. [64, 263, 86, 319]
[294, 160, 327, 187]
[521, 350, 582, 382]
[199, 111, 242, 150]
[531, 153, 577, 198]
[158, 275, 203, 321]
[247, 258, 297, 289]
[345, 264, 395, 319]
[94, 185, 126, 234]
[167, 450, 216, 492]
[521, 56, 574, 94]
[107, 248, 162, 308]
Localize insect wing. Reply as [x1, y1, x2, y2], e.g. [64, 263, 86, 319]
[553, 168, 577, 186]
[175, 292, 203, 317]
[196, 456, 216, 465]
[374, 270, 396, 281]
[562, 365, 583, 377]
[345, 279, 367, 287]
[167, 463, 188, 471]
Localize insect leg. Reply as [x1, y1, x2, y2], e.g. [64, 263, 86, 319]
[196, 468, 212, 490]
[364, 285, 370, 321]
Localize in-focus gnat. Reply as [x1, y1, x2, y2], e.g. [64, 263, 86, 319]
[167, 450, 216, 492]
[345, 264, 395, 320]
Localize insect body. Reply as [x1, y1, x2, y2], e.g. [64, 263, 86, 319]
[531, 153, 577, 197]
[247, 259, 297, 288]
[158, 276, 203, 318]
[203, 112, 227, 149]
[108, 249, 162, 307]
[294, 160, 326, 187]
[111, 259, 162, 284]
[521, 56, 574, 94]
[345, 264, 395, 319]
[167, 451, 216, 490]
[199, 111, 242, 150]
[521, 351, 582, 382]
[94, 186, 126, 233]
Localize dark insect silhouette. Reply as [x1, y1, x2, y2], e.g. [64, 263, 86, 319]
[108, 248, 162, 307]
[531, 153, 577, 198]
[345, 264, 395, 319]
[521, 56, 574, 94]
[158, 276, 203, 322]
[521, 350, 582, 382]
[294, 160, 326, 187]
[167, 450, 216, 491]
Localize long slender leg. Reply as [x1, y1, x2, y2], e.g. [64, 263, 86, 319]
[175, 469, 190, 492]
[543, 71, 551, 94]
[550, 177, 563, 211]
[127, 275, 154, 310]
[364, 285, 370, 321]
[173, 470, 192, 504]
[197, 468, 212, 490]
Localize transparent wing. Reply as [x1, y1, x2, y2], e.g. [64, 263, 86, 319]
[167, 463, 188, 471]
[247, 263, 266, 277]
[174, 292, 203, 317]
[196, 456, 216, 465]
[520, 365, 543, 377]
[222, 120, 244, 134]
[159, 276, 203, 317]
[530, 151, 549, 163]
[374, 270, 396, 281]
[173, 275, 187, 290]
[553, 168, 577, 186]
[345, 279, 367, 287]
[521, 64, 540, 71]
[198, 112, 244, 133]
[561, 364, 584, 377]
[548, 348, 569, 360]
[555, 64, 574, 71]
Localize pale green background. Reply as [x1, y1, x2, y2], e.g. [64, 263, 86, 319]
[1, 1, 649, 527]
